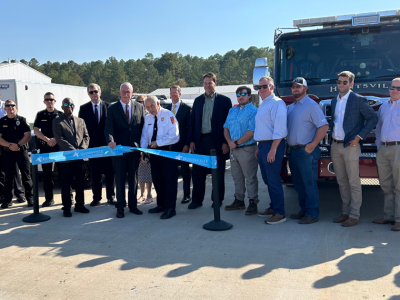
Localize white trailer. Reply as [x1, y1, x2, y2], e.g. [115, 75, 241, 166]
[0, 79, 89, 125]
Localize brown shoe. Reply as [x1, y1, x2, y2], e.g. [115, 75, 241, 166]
[265, 213, 287, 225]
[341, 217, 359, 227]
[391, 222, 400, 231]
[333, 214, 349, 223]
[373, 218, 394, 225]
[258, 208, 275, 218]
[225, 198, 245, 211]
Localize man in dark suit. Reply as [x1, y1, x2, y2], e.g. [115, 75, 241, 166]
[330, 71, 378, 227]
[53, 98, 90, 217]
[104, 82, 145, 218]
[187, 72, 232, 209]
[79, 83, 115, 207]
[166, 85, 192, 204]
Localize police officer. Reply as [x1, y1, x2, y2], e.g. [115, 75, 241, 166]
[140, 96, 180, 219]
[33, 92, 63, 207]
[0, 99, 33, 209]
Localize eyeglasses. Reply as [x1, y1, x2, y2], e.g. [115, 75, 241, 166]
[63, 103, 74, 107]
[236, 92, 248, 97]
[389, 85, 400, 91]
[336, 80, 349, 85]
[5, 104, 16, 107]
[121, 91, 132, 94]
[44, 98, 55, 102]
[253, 84, 271, 90]
[89, 90, 99, 95]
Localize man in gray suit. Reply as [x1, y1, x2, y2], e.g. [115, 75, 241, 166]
[53, 98, 90, 217]
[105, 82, 145, 218]
[330, 71, 378, 227]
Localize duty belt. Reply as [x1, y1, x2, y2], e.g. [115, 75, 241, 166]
[290, 144, 306, 150]
[381, 141, 400, 147]
[237, 143, 257, 148]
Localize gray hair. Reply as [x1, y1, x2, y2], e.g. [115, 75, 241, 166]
[259, 76, 274, 86]
[120, 82, 133, 91]
[144, 95, 160, 105]
[87, 83, 101, 94]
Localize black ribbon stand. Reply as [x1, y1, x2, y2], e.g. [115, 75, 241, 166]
[23, 150, 51, 223]
[203, 149, 233, 231]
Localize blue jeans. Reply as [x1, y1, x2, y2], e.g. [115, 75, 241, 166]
[289, 146, 320, 218]
[258, 140, 286, 215]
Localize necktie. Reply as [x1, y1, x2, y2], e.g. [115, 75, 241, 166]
[172, 104, 177, 115]
[94, 104, 99, 124]
[151, 116, 158, 142]
[125, 104, 130, 123]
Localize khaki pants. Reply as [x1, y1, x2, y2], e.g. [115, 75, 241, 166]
[331, 141, 362, 219]
[231, 145, 259, 203]
[377, 144, 400, 222]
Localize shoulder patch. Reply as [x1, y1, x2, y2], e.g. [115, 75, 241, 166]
[170, 116, 176, 124]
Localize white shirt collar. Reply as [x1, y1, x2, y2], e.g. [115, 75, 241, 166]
[120, 99, 131, 107]
[338, 90, 351, 101]
[91, 99, 101, 107]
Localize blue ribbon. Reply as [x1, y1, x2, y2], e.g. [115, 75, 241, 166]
[32, 145, 217, 169]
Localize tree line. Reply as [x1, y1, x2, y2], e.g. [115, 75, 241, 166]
[3, 46, 274, 102]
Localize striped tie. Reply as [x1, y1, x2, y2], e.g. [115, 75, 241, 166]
[172, 104, 177, 115]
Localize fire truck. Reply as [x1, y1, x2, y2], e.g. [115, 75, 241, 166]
[253, 9, 400, 184]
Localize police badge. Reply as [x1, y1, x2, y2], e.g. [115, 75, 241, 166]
[16, 121, 20, 126]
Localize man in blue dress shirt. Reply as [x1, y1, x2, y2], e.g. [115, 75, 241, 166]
[287, 77, 329, 224]
[223, 86, 259, 216]
[253, 77, 288, 225]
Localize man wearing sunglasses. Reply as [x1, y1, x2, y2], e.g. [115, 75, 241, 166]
[53, 98, 90, 217]
[374, 78, 400, 231]
[223, 86, 259, 216]
[187, 72, 232, 209]
[0, 100, 33, 209]
[253, 76, 288, 224]
[79, 83, 115, 207]
[287, 77, 329, 224]
[33, 92, 63, 207]
[330, 71, 377, 227]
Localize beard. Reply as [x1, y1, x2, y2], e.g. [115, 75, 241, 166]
[293, 90, 306, 100]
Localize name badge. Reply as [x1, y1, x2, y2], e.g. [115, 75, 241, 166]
[3, 125, 8, 127]
[42, 120, 47, 121]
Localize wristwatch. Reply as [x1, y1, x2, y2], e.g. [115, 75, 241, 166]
[234, 141, 239, 146]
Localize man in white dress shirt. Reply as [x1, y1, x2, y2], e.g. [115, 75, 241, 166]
[141, 96, 180, 219]
[374, 78, 400, 231]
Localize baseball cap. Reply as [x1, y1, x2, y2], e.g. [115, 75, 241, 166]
[292, 77, 307, 87]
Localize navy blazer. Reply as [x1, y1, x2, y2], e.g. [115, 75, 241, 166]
[104, 100, 144, 147]
[329, 91, 378, 148]
[187, 93, 232, 157]
[78, 100, 110, 148]
[166, 101, 191, 150]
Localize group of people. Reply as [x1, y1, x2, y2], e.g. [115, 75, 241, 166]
[0, 72, 399, 230]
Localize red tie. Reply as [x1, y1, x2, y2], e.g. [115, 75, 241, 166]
[94, 104, 99, 124]
[126, 104, 130, 123]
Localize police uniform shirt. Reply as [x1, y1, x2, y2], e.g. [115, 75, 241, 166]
[140, 107, 180, 148]
[0, 115, 30, 143]
[33, 109, 62, 138]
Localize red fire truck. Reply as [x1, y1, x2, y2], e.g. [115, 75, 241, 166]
[253, 9, 400, 184]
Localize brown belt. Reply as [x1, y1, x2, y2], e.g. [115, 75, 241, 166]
[382, 141, 400, 147]
[290, 144, 306, 150]
[333, 138, 344, 143]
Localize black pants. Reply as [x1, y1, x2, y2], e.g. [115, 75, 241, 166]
[191, 134, 226, 204]
[39, 147, 60, 201]
[179, 158, 191, 198]
[0, 157, 24, 199]
[2, 150, 33, 203]
[150, 145, 178, 210]
[89, 157, 115, 201]
[112, 152, 140, 210]
[62, 161, 85, 209]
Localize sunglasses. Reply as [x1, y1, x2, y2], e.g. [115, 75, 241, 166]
[89, 90, 99, 95]
[5, 104, 16, 107]
[336, 80, 349, 85]
[253, 84, 271, 90]
[291, 85, 303, 90]
[44, 98, 55, 102]
[236, 92, 248, 97]
[389, 85, 400, 91]
[136, 101, 144, 104]
[63, 103, 74, 107]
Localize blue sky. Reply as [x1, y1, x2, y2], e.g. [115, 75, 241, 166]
[1, 0, 399, 64]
